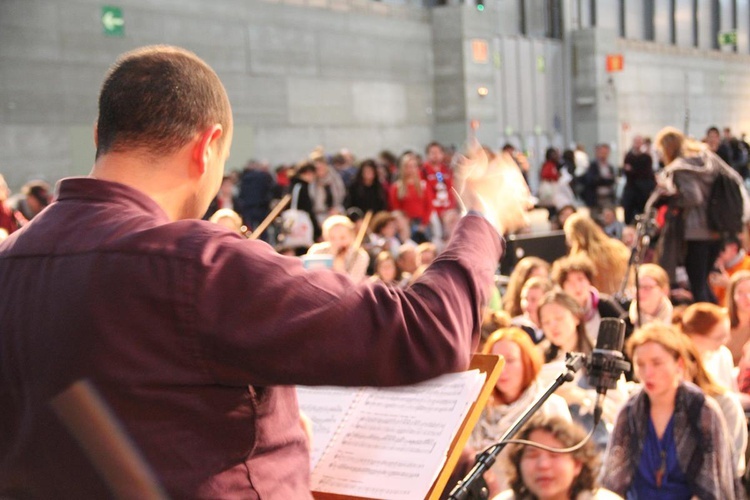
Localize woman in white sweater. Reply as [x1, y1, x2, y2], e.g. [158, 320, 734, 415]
[470, 327, 571, 495]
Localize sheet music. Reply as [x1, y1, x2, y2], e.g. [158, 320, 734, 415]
[297, 386, 360, 469]
[308, 370, 485, 499]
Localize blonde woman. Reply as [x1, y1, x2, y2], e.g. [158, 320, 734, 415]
[388, 153, 434, 241]
[306, 215, 370, 283]
[629, 263, 672, 327]
[650, 126, 742, 303]
[563, 212, 630, 296]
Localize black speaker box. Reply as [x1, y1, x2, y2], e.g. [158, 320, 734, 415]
[499, 230, 568, 275]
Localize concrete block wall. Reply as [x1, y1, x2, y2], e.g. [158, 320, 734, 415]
[6, 0, 750, 192]
[571, 28, 621, 162]
[615, 38, 750, 153]
[572, 27, 750, 169]
[0, 0, 435, 190]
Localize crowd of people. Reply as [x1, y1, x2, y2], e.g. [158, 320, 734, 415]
[3, 43, 750, 499]
[181, 125, 750, 498]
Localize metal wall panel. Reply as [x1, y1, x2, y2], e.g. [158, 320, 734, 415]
[697, 0, 715, 49]
[578, 0, 594, 28]
[517, 38, 535, 135]
[624, 0, 647, 39]
[545, 41, 565, 138]
[497, 2, 522, 35]
[654, 0, 673, 43]
[596, 0, 620, 31]
[674, 0, 694, 47]
[501, 37, 521, 135]
[719, 0, 735, 52]
[719, 0, 735, 31]
[738, 0, 749, 54]
[492, 37, 506, 134]
[524, 0, 549, 37]
[532, 39, 548, 134]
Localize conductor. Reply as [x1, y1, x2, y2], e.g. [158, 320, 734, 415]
[0, 46, 529, 498]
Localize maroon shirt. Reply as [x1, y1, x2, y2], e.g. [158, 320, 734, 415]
[0, 178, 503, 498]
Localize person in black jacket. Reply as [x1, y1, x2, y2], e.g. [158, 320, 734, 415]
[344, 159, 388, 215]
[288, 163, 321, 243]
[582, 144, 617, 220]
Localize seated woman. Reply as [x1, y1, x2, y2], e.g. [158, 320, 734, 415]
[602, 323, 739, 498]
[306, 215, 370, 283]
[510, 276, 553, 344]
[551, 254, 626, 346]
[388, 153, 434, 242]
[208, 208, 244, 236]
[536, 291, 628, 448]
[470, 327, 571, 494]
[503, 256, 551, 319]
[681, 336, 747, 478]
[368, 251, 401, 287]
[563, 212, 631, 296]
[628, 263, 673, 327]
[494, 415, 620, 500]
[727, 270, 750, 365]
[676, 302, 736, 391]
[365, 211, 404, 268]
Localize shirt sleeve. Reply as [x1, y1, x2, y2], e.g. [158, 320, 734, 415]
[188, 214, 503, 388]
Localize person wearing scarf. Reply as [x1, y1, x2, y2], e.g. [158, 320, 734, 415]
[602, 324, 741, 499]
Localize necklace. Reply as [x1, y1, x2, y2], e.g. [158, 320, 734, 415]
[655, 449, 667, 488]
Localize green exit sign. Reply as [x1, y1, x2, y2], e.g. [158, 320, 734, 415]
[102, 6, 124, 37]
[718, 31, 737, 46]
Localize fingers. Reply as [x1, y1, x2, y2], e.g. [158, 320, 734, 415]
[456, 148, 532, 234]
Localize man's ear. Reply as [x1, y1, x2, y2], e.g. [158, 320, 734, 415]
[192, 125, 223, 174]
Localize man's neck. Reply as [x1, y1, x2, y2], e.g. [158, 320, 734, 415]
[91, 151, 194, 221]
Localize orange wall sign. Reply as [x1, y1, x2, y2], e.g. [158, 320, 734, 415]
[606, 54, 624, 72]
[471, 39, 489, 64]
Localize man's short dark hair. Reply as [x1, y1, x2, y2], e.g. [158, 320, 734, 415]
[96, 45, 232, 159]
[425, 141, 443, 154]
[707, 126, 720, 135]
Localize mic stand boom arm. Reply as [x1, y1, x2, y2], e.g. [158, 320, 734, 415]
[447, 352, 587, 500]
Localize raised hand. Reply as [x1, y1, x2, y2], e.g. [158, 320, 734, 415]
[455, 142, 532, 235]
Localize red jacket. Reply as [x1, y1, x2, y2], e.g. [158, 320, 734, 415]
[540, 160, 560, 181]
[422, 162, 456, 214]
[389, 180, 434, 225]
[0, 203, 19, 235]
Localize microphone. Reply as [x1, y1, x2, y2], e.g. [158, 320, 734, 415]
[586, 318, 631, 423]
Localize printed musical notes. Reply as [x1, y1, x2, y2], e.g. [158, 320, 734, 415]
[298, 370, 486, 499]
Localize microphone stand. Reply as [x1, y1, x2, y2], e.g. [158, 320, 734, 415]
[447, 353, 587, 500]
[615, 210, 655, 328]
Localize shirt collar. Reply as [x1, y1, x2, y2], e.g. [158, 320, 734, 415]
[56, 177, 171, 224]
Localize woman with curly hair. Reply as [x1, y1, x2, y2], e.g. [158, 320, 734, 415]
[563, 212, 631, 296]
[495, 415, 619, 499]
